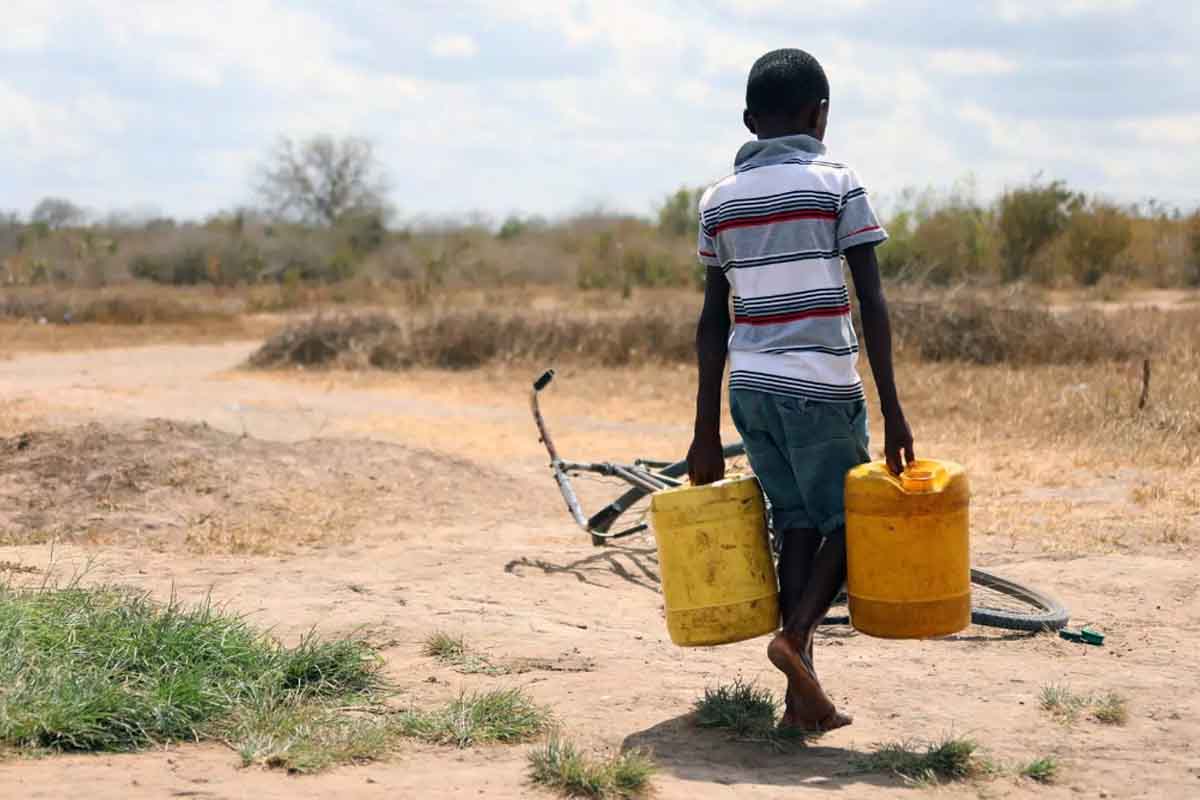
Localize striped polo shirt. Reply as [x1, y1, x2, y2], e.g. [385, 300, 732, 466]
[697, 134, 887, 403]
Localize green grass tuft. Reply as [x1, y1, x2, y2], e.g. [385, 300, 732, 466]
[423, 631, 467, 661]
[1040, 684, 1128, 726]
[1091, 692, 1128, 726]
[422, 631, 509, 675]
[219, 692, 395, 774]
[396, 688, 551, 748]
[693, 679, 809, 750]
[694, 679, 777, 737]
[1039, 684, 1088, 722]
[0, 579, 387, 771]
[1021, 755, 1060, 784]
[528, 734, 656, 799]
[852, 737, 991, 785]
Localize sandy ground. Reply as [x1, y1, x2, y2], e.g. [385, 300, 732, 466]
[0, 342, 1198, 799]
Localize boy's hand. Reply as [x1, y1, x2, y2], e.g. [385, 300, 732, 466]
[687, 434, 726, 486]
[884, 411, 915, 475]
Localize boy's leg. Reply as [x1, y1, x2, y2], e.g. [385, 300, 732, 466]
[784, 526, 847, 667]
[777, 528, 820, 666]
[769, 397, 868, 732]
[770, 527, 851, 732]
[775, 527, 819, 727]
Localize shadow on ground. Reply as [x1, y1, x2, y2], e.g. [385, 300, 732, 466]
[621, 712, 900, 792]
[504, 545, 661, 591]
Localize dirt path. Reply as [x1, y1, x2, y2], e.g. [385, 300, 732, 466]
[1, 344, 1197, 798]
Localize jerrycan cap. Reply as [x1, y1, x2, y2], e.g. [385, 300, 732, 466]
[900, 467, 935, 493]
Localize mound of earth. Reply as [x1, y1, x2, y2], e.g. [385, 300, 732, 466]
[0, 419, 485, 553]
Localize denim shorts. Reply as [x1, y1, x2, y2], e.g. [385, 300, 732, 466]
[729, 389, 870, 536]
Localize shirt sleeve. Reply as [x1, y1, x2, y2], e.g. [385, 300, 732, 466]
[696, 188, 721, 268]
[836, 170, 888, 251]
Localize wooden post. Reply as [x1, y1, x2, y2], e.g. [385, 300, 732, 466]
[1138, 359, 1151, 411]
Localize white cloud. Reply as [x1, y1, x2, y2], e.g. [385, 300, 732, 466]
[0, 80, 130, 162]
[928, 49, 1018, 76]
[430, 33, 479, 59]
[995, 0, 1142, 22]
[2, 0, 1198, 219]
[1119, 114, 1200, 148]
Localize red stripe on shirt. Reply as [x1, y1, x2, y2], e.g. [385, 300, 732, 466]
[734, 305, 851, 326]
[712, 209, 836, 236]
[698, 249, 716, 257]
[840, 224, 881, 240]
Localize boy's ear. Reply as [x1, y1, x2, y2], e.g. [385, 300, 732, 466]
[743, 109, 757, 135]
[808, 99, 829, 131]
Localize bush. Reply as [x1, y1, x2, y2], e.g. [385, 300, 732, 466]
[1188, 213, 1200, 286]
[875, 183, 996, 284]
[887, 300, 1140, 365]
[657, 187, 703, 238]
[1065, 200, 1133, 285]
[997, 179, 1077, 281]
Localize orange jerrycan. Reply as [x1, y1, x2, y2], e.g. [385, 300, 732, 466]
[845, 459, 970, 639]
[649, 476, 779, 646]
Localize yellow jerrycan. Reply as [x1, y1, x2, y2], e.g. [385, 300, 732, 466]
[844, 459, 970, 639]
[649, 476, 779, 647]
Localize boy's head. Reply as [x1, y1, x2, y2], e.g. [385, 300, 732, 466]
[744, 48, 830, 141]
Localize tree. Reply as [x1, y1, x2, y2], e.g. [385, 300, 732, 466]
[255, 135, 390, 226]
[996, 179, 1076, 282]
[1064, 199, 1132, 286]
[31, 197, 85, 230]
[657, 186, 703, 237]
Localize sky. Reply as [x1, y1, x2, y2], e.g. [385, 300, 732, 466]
[3, 0, 1199, 224]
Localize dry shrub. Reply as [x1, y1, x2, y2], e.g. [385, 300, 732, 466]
[0, 286, 235, 325]
[250, 298, 1154, 373]
[246, 313, 402, 368]
[248, 311, 695, 371]
[886, 301, 1141, 365]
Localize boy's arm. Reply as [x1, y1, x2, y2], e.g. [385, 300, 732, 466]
[845, 243, 915, 475]
[687, 265, 731, 485]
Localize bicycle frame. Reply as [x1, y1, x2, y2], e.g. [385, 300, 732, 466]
[531, 369, 681, 544]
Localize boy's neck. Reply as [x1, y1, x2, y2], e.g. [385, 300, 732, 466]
[757, 126, 822, 141]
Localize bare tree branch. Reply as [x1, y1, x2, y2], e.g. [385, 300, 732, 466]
[255, 135, 389, 226]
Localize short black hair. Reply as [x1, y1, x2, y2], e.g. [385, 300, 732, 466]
[745, 49, 829, 118]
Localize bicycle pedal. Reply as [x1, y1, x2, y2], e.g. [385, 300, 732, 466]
[1058, 628, 1083, 642]
[1080, 627, 1105, 646]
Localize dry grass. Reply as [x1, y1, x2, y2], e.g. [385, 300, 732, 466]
[1091, 693, 1129, 725]
[422, 632, 510, 676]
[247, 309, 695, 371]
[247, 298, 1180, 373]
[1040, 685, 1128, 726]
[0, 285, 242, 325]
[886, 300, 1145, 365]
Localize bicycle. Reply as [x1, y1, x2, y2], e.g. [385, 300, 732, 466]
[531, 369, 1069, 633]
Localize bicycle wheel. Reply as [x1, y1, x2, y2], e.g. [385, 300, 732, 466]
[968, 568, 1069, 632]
[820, 570, 1068, 632]
[588, 442, 748, 542]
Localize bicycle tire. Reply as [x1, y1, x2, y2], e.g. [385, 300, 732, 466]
[588, 442, 747, 536]
[821, 569, 1068, 632]
[967, 568, 1070, 632]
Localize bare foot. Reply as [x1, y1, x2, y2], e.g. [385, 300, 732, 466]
[780, 689, 797, 728]
[768, 633, 851, 733]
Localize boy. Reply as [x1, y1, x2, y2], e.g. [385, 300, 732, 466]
[686, 49, 914, 732]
